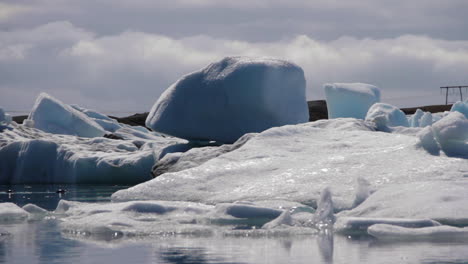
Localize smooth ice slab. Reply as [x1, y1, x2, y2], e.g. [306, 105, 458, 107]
[368, 224, 468, 241]
[113, 118, 468, 210]
[340, 181, 468, 226]
[335, 217, 440, 235]
[146, 56, 309, 143]
[324, 83, 380, 119]
[29, 93, 105, 138]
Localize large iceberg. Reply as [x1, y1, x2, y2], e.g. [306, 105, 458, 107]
[29, 93, 106, 138]
[324, 83, 380, 119]
[146, 56, 309, 143]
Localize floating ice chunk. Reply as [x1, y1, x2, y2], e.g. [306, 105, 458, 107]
[335, 217, 440, 235]
[431, 111, 468, 157]
[22, 204, 48, 220]
[324, 83, 380, 119]
[29, 93, 105, 137]
[419, 112, 433, 127]
[409, 109, 424, 127]
[451, 99, 468, 118]
[368, 224, 468, 241]
[146, 56, 309, 143]
[262, 210, 294, 229]
[0, 108, 11, 127]
[0, 203, 29, 223]
[417, 126, 440, 155]
[23, 119, 34, 128]
[366, 103, 409, 128]
[313, 187, 335, 229]
[341, 181, 468, 226]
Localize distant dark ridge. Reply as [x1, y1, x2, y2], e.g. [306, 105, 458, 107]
[109, 113, 149, 127]
[308, 100, 328, 121]
[11, 101, 454, 126]
[400, 104, 453, 115]
[12, 115, 28, 124]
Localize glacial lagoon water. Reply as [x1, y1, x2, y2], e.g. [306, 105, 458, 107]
[1, 185, 468, 264]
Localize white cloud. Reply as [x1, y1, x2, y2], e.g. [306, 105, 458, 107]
[1, 21, 468, 114]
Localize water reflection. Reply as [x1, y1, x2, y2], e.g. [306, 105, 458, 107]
[0, 185, 130, 210]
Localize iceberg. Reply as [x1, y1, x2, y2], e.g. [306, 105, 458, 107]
[365, 103, 409, 128]
[29, 93, 105, 138]
[146, 56, 309, 143]
[0, 122, 183, 184]
[324, 83, 381, 119]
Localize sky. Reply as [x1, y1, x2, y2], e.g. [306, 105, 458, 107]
[1, 0, 468, 114]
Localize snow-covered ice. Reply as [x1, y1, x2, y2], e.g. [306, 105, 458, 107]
[324, 83, 380, 119]
[113, 118, 468, 210]
[146, 56, 309, 143]
[365, 103, 409, 128]
[29, 93, 106, 138]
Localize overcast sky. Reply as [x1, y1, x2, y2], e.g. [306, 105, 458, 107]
[1, 0, 468, 114]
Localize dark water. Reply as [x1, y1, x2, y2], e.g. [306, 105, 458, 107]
[1, 185, 468, 264]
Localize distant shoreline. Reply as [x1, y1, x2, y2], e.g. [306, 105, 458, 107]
[11, 101, 454, 127]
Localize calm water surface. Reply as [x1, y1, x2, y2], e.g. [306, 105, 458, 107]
[0, 185, 467, 264]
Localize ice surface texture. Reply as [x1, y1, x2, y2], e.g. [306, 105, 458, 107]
[29, 93, 106, 138]
[324, 83, 380, 119]
[113, 118, 468, 210]
[146, 56, 309, 143]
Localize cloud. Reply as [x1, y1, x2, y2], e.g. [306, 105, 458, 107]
[1, 21, 468, 114]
